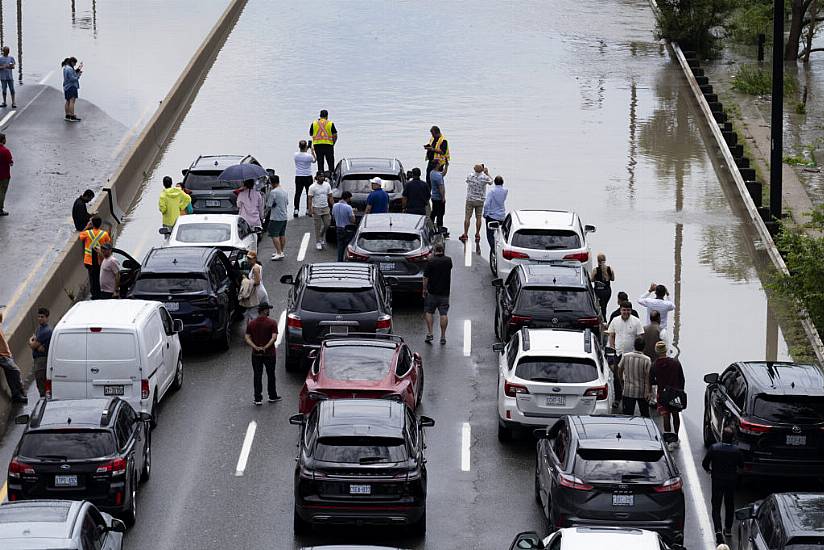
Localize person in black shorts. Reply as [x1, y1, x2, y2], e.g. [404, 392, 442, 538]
[422, 243, 452, 345]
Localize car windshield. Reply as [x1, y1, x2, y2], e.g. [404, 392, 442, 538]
[18, 430, 116, 460]
[175, 223, 232, 243]
[752, 396, 824, 424]
[314, 436, 408, 463]
[512, 229, 580, 250]
[183, 171, 228, 190]
[133, 275, 210, 294]
[323, 345, 395, 381]
[516, 288, 593, 315]
[515, 357, 599, 383]
[573, 448, 669, 482]
[356, 232, 421, 254]
[301, 288, 378, 314]
[341, 176, 401, 194]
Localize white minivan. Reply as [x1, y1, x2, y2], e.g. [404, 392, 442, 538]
[47, 300, 183, 424]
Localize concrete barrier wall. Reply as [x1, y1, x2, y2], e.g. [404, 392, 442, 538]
[0, 0, 248, 429]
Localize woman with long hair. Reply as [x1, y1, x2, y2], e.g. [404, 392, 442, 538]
[61, 57, 83, 121]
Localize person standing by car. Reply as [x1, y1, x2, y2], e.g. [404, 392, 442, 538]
[245, 251, 268, 321]
[98, 243, 120, 299]
[424, 125, 449, 184]
[702, 427, 743, 544]
[608, 291, 639, 322]
[459, 164, 492, 243]
[642, 310, 667, 363]
[28, 307, 51, 398]
[365, 177, 390, 215]
[266, 175, 289, 261]
[308, 173, 332, 250]
[650, 341, 685, 441]
[591, 253, 614, 319]
[483, 176, 507, 250]
[0, 308, 26, 404]
[72, 189, 95, 231]
[617, 337, 651, 417]
[158, 176, 191, 231]
[423, 243, 452, 345]
[0, 133, 13, 217]
[61, 57, 82, 121]
[402, 167, 430, 216]
[429, 166, 446, 229]
[79, 216, 111, 300]
[244, 302, 281, 406]
[332, 191, 355, 262]
[237, 179, 263, 229]
[293, 140, 316, 217]
[606, 301, 643, 402]
[309, 110, 337, 175]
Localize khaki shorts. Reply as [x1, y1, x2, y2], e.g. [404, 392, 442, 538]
[464, 201, 484, 219]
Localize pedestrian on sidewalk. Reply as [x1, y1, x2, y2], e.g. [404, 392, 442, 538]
[0, 308, 27, 404]
[308, 173, 332, 250]
[608, 291, 638, 322]
[293, 140, 316, 217]
[483, 176, 508, 250]
[617, 337, 652, 417]
[591, 253, 614, 319]
[651, 341, 685, 440]
[98, 243, 120, 299]
[244, 302, 281, 406]
[0, 133, 13, 217]
[332, 191, 355, 262]
[642, 310, 668, 364]
[424, 125, 449, 184]
[72, 190, 94, 231]
[460, 164, 492, 243]
[61, 57, 83, 122]
[237, 179, 263, 229]
[402, 167, 430, 216]
[429, 166, 446, 229]
[0, 47, 16, 108]
[266, 174, 288, 261]
[422, 243, 452, 345]
[158, 176, 191, 231]
[28, 307, 51, 398]
[638, 283, 675, 329]
[309, 110, 337, 174]
[606, 301, 644, 401]
[365, 177, 390, 215]
[79, 216, 111, 300]
[702, 427, 743, 545]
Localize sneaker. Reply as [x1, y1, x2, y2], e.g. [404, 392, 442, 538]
[253, 400, 263, 406]
[293, 209, 299, 218]
[440, 337, 446, 345]
[315, 242, 323, 250]
[425, 334, 433, 344]
[271, 253, 278, 261]
[0, 103, 6, 108]
[0, 210, 8, 216]
[268, 396, 282, 403]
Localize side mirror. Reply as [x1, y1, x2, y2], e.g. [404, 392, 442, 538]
[492, 343, 505, 352]
[158, 227, 172, 236]
[584, 224, 596, 233]
[173, 319, 183, 333]
[735, 504, 755, 521]
[533, 428, 549, 439]
[14, 414, 29, 425]
[510, 531, 544, 550]
[487, 220, 500, 231]
[491, 278, 503, 288]
[266, 168, 275, 177]
[138, 412, 153, 423]
[704, 372, 719, 384]
[419, 416, 435, 428]
[181, 169, 189, 177]
[289, 414, 306, 426]
[413, 352, 422, 363]
[280, 274, 294, 285]
[307, 349, 318, 360]
[122, 259, 140, 270]
[108, 518, 127, 533]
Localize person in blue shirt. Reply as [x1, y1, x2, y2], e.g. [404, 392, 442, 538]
[28, 307, 51, 398]
[482, 175, 508, 250]
[62, 57, 83, 122]
[365, 177, 389, 214]
[429, 166, 446, 228]
[0, 47, 16, 108]
[332, 191, 356, 262]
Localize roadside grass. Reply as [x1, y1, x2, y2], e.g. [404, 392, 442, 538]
[732, 64, 799, 96]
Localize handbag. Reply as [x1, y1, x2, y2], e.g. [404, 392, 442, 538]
[660, 386, 687, 411]
[238, 276, 260, 308]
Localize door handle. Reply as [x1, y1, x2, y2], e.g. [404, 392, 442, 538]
[166, 342, 170, 349]
[90, 368, 99, 374]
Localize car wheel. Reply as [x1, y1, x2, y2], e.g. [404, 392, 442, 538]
[415, 369, 424, 409]
[497, 422, 512, 443]
[409, 507, 426, 536]
[489, 250, 498, 277]
[121, 475, 137, 527]
[284, 345, 301, 372]
[139, 431, 151, 483]
[170, 358, 183, 392]
[703, 408, 716, 448]
[150, 394, 159, 430]
[293, 508, 311, 535]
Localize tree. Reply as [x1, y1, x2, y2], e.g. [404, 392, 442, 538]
[785, 0, 824, 60]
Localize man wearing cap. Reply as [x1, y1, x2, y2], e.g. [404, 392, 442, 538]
[244, 302, 281, 406]
[98, 243, 120, 299]
[365, 177, 389, 214]
[422, 243, 452, 345]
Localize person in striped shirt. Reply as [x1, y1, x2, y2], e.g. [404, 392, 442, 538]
[617, 336, 652, 417]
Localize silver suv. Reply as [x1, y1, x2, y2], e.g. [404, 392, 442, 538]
[0, 500, 126, 549]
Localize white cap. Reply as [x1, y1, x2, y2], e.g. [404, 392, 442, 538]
[370, 177, 383, 186]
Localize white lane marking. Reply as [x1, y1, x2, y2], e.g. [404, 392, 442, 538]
[0, 110, 15, 128]
[464, 241, 472, 267]
[461, 422, 471, 472]
[234, 421, 258, 477]
[38, 70, 55, 85]
[297, 232, 310, 262]
[463, 320, 471, 357]
[678, 420, 716, 548]
[275, 310, 286, 346]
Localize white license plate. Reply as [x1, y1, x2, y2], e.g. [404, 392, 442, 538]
[104, 385, 124, 396]
[786, 435, 807, 446]
[205, 200, 221, 207]
[328, 326, 349, 335]
[349, 484, 371, 495]
[545, 395, 566, 407]
[612, 494, 634, 506]
[165, 302, 179, 312]
[379, 262, 395, 271]
[54, 475, 78, 487]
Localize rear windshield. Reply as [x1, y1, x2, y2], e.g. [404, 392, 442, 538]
[301, 288, 378, 314]
[314, 436, 408, 463]
[183, 171, 231, 190]
[175, 223, 231, 243]
[515, 357, 599, 383]
[752, 396, 824, 424]
[512, 229, 580, 250]
[18, 431, 116, 460]
[0, 505, 71, 523]
[356, 232, 421, 253]
[574, 448, 669, 482]
[341, 176, 401, 194]
[323, 346, 395, 380]
[516, 288, 593, 315]
[134, 275, 210, 294]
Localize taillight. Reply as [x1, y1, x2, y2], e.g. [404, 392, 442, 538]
[558, 472, 593, 491]
[508, 315, 532, 327]
[376, 315, 392, 332]
[654, 477, 683, 493]
[346, 247, 368, 262]
[287, 313, 303, 330]
[577, 317, 600, 327]
[407, 250, 432, 263]
[8, 458, 34, 478]
[739, 418, 772, 435]
[584, 385, 609, 400]
[96, 457, 127, 476]
[45, 378, 52, 399]
[504, 381, 529, 397]
[502, 248, 530, 260]
[141, 379, 150, 400]
[563, 252, 589, 262]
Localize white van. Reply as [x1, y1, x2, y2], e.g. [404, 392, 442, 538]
[47, 300, 183, 424]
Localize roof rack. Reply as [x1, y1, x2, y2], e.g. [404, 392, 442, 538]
[322, 333, 404, 344]
[584, 329, 592, 354]
[521, 327, 531, 351]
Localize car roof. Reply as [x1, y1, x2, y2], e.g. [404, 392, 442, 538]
[512, 209, 576, 228]
[173, 214, 239, 226]
[571, 415, 662, 450]
[772, 493, 824, 537]
[0, 500, 81, 542]
[551, 526, 660, 546]
[339, 158, 402, 176]
[359, 213, 425, 231]
[142, 246, 216, 273]
[738, 362, 824, 396]
[189, 154, 250, 171]
[305, 263, 376, 288]
[317, 399, 405, 438]
[31, 398, 116, 429]
[519, 263, 587, 287]
[56, 300, 159, 329]
[520, 329, 598, 359]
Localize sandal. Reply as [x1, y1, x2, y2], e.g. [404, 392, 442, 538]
[474, 234, 481, 243]
[458, 234, 468, 242]
[425, 334, 433, 344]
[440, 337, 446, 345]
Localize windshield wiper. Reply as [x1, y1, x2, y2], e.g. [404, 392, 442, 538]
[36, 454, 69, 461]
[548, 308, 574, 313]
[621, 474, 652, 481]
[530, 378, 559, 383]
[359, 456, 388, 464]
[383, 248, 409, 253]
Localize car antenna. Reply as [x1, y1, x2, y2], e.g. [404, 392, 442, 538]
[173, 258, 178, 264]
[615, 432, 621, 439]
[67, 417, 71, 425]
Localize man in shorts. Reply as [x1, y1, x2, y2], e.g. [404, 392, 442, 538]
[266, 174, 288, 260]
[459, 164, 492, 243]
[422, 243, 452, 345]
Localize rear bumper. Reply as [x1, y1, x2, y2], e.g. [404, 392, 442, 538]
[8, 481, 129, 514]
[497, 394, 609, 429]
[385, 273, 423, 292]
[740, 454, 824, 477]
[295, 501, 424, 526]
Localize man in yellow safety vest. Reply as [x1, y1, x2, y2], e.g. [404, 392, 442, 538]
[78, 216, 111, 299]
[309, 109, 338, 175]
[424, 125, 449, 185]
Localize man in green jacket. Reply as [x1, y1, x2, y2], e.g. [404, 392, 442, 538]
[158, 176, 191, 230]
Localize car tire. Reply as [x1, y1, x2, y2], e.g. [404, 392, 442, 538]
[150, 394, 159, 430]
[293, 508, 311, 535]
[497, 422, 512, 443]
[702, 408, 716, 448]
[489, 250, 498, 277]
[409, 508, 426, 536]
[284, 345, 301, 372]
[170, 358, 183, 392]
[139, 431, 151, 484]
[121, 475, 137, 527]
[415, 368, 424, 409]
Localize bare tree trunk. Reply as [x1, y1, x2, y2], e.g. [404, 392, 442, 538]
[803, 0, 819, 62]
[787, 0, 809, 61]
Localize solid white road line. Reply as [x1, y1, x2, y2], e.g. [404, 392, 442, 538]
[461, 422, 471, 472]
[275, 310, 286, 346]
[38, 70, 55, 86]
[0, 110, 15, 128]
[297, 232, 310, 262]
[234, 421, 258, 477]
[463, 320, 471, 357]
[464, 241, 472, 267]
[678, 420, 716, 548]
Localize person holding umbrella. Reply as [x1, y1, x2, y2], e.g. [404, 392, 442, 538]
[237, 179, 263, 228]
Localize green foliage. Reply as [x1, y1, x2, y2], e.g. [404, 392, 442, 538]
[732, 64, 799, 95]
[727, 1, 773, 44]
[655, 0, 735, 57]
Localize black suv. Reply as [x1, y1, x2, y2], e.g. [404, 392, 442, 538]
[346, 213, 442, 292]
[280, 263, 394, 371]
[8, 398, 152, 526]
[328, 158, 406, 231]
[493, 262, 602, 342]
[535, 415, 685, 546]
[0, 500, 127, 549]
[289, 399, 434, 535]
[181, 154, 271, 218]
[736, 492, 824, 549]
[702, 361, 824, 477]
[119, 246, 242, 349]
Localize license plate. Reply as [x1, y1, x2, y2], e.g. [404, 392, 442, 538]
[545, 395, 566, 407]
[206, 200, 221, 207]
[786, 435, 807, 446]
[54, 475, 78, 488]
[328, 326, 348, 335]
[379, 262, 395, 271]
[612, 494, 634, 506]
[165, 302, 179, 312]
[104, 385, 124, 396]
[349, 484, 371, 495]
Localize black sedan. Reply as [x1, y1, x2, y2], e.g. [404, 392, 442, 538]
[290, 399, 434, 535]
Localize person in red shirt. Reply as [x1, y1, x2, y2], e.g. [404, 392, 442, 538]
[0, 133, 13, 216]
[244, 302, 281, 405]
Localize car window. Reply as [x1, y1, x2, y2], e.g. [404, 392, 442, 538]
[767, 505, 783, 549]
[341, 175, 401, 193]
[159, 308, 174, 335]
[356, 232, 421, 253]
[237, 217, 252, 239]
[87, 506, 108, 544]
[18, 431, 116, 459]
[515, 357, 599, 384]
[506, 333, 520, 368]
[304, 409, 319, 449]
[300, 288, 378, 314]
[504, 270, 520, 299]
[516, 288, 593, 315]
[314, 436, 408, 463]
[213, 259, 228, 286]
[752, 396, 824, 424]
[729, 371, 747, 410]
[175, 223, 231, 243]
[547, 532, 562, 550]
[573, 448, 670, 482]
[396, 347, 413, 377]
[511, 229, 581, 250]
[80, 510, 102, 550]
[552, 424, 568, 464]
[134, 275, 209, 294]
[183, 171, 226, 190]
[323, 345, 394, 380]
[114, 409, 133, 450]
[502, 214, 512, 241]
[406, 409, 418, 450]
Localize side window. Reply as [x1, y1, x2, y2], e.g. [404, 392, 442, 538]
[213, 259, 228, 285]
[159, 308, 174, 336]
[730, 372, 747, 410]
[121, 403, 137, 426]
[756, 502, 773, 543]
[405, 409, 418, 451]
[501, 214, 512, 241]
[552, 424, 568, 465]
[396, 347, 413, 377]
[504, 270, 520, 299]
[80, 511, 102, 550]
[506, 333, 520, 369]
[238, 218, 251, 239]
[767, 506, 783, 549]
[208, 261, 221, 290]
[114, 409, 133, 449]
[721, 367, 737, 394]
[304, 409, 319, 449]
[548, 532, 562, 550]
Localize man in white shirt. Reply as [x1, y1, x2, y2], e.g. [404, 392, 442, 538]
[293, 140, 316, 218]
[307, 173, 332, 250]
[607, 301, 644, 356]
[638, 283, 675, 329]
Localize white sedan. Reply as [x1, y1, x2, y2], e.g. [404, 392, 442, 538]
[162, 214, 258, 253]
[510, 527, 672, 549]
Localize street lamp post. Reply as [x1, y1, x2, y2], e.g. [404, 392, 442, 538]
[770, 0, 784, 221]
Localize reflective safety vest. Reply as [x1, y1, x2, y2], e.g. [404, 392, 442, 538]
[81, 229, 110, 265]
[428, 135, 450, 167]
[312, 118, 334, 146]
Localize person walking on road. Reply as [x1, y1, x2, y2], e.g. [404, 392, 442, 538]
[402, 167, 430, 216]
[429, 166, 446, 229]
[0, 133, 13, 217]
[98, 243, 120, 299]
[591, 253, 614, 319]
[608, 291, 638, 322]
[460, 164, 492, 243]
[28, 307, 51, 398]
[332, 191, 355, 262]
[79, 216, 111, 300]
[617, 337, 652, 417]
[310, 110, 337, 174]
[62, 57, 83, 122]
[244, 251, 268, 320]
[650, 341, 685, 441]
[0, 47, 16, 108]
[642, 310, 667, 363]
[365, 177, 390, 215]
[158, 176, 191, 231]
[483, 176, 508, 250]
[638, 283, 675, 329]
[424, 126, 449, 184]
[308, 173, 332, 250]
[422, 243, 452, 345]
[266, 175, 289, 261]
[244, 302, 281, 406]
[0, 308, 27, 404]
[72, 190, 94, 231]
[606, 301, 644, 402]
[293, 140, 316, 217]
[702, 427, 743, 544]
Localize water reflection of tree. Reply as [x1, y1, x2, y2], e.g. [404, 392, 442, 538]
[697, 225, 756, 282]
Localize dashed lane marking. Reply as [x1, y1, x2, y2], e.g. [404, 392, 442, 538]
[275, 310, 286, 346]
[234, 421, 258, 477]
[0, 110, 15, 128]
[464, 241, 472, 267]
[463, 320, 471, 357]
[297, 232, 310, 262]
[0, 481, 6, 502]
[461, 422, 471, 472]
[38, 70, 54, 86]
[678, 419, 716, 548]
